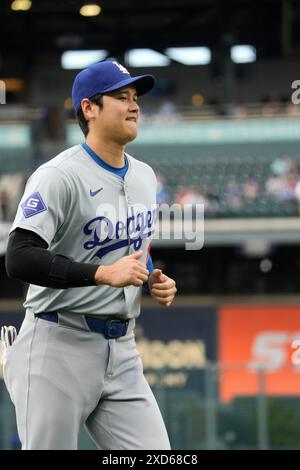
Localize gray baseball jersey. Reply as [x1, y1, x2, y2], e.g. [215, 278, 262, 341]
[4, 144, 171, 450]
[10, 144, 158, 318]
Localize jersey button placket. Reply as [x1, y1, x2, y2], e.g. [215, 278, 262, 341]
[124, 184, 132, 254]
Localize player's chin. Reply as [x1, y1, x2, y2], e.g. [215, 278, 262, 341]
[124, 124, 138, 142]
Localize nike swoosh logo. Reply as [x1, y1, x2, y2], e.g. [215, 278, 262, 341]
[90, 188, 103, 197]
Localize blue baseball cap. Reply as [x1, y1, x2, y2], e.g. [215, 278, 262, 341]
[72, 60, 155, 112]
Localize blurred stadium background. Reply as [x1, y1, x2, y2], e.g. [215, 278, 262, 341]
[1, 0, 300, 450]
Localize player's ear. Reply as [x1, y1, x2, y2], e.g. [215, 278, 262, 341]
[81, 99, 96, 119]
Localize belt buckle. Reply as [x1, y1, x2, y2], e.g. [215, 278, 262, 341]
[104, 320, 120, 339]
[104, 320, 128, 339]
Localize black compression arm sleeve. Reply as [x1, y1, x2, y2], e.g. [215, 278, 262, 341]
[5, 228, 98, 289]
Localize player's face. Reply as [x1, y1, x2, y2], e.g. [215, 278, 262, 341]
[96, 85, 140, 144]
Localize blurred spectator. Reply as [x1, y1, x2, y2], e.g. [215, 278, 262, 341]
[219, 101, 248, 118]
[270, 157, 289, 176]
[154, 99, 180, 122]
[261, 95, 283, 116]
[279, 175, 296, 202]
[173, 186, 219, 215]
[277, 156, 297, 175]
[265, 174, 286, 198]
[242, 179, 259, 200]
[266, 174, 296, 202]
[266, 157, 298, 202]
[174, 187, 205, 206]
[225, 179, 243, 210]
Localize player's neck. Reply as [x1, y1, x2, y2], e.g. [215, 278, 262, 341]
[85, 136, 126, 168]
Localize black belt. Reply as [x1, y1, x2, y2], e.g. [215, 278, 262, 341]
[35, 312, 129, 339]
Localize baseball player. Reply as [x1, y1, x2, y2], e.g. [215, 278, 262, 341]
[4, 60, 177, 450]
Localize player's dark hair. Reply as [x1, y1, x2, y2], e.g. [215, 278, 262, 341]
[76, 93, 104, 137]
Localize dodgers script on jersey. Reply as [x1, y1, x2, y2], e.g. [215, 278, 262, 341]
[10, 144, 158, 318]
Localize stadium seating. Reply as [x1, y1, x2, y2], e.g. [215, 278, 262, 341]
[148, 152, 300, 218]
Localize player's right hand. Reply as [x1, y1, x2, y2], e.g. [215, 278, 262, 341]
[94, 251, 149, 287]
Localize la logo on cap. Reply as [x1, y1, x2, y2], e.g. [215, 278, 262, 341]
[113, 61, 130, 75]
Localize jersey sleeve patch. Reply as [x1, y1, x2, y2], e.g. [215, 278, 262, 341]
[21, 192, 47, 218]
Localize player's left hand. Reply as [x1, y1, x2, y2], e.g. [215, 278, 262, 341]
[148, 269, 177, 308]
